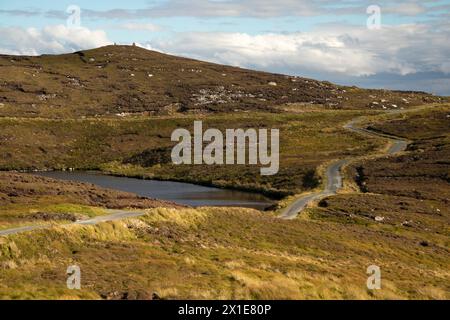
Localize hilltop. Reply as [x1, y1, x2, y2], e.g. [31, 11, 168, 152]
[0, 45, 446, 118]
[0, 45, 449, 300]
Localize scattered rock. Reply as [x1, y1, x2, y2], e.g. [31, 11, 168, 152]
[268, 82, 277, 86]
[152, 292, 161, 300]
[38, 93, 56, 101]
[374, 216, 385, 222]
[419, 240, 429, 247]
[401, 220, 413, 227]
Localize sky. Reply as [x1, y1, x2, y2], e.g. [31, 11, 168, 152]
[0, 0, 449, 95]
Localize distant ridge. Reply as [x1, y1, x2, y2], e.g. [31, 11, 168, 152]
[0, 45, 445, 118]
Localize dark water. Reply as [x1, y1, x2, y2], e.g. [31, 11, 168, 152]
[35, 171, 272, 210]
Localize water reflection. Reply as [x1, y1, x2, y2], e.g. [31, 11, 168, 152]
[35, 171, 272, 210]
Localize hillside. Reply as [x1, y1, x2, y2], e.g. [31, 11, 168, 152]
[0, 45, 446, 118]
[0, 45, 449, 301]
[1, 204, 448, 299]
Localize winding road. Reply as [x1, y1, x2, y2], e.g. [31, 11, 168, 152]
[0, 210, 147, 237]
[279, 118, 409, 220]
[0, 113, 412, 235]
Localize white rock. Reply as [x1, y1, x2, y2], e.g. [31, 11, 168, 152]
[401, 220, 412, 227]
[375, 216, 385, 222]
[268, 82, 277, 86]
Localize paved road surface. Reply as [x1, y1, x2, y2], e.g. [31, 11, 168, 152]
[0, 210, 146, 237]
[0, 115, 412, 234]
[279, 159, 348, 220]
[279, 119, 409, 220]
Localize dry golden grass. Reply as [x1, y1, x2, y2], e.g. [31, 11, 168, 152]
[1, 206, 448, 300]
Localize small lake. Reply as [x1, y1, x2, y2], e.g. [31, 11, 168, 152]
[35, 171, 272, 210]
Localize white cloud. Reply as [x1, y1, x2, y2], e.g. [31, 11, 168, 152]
[384, 3, 427, 16]
[22, 0, 440, 19]
[142, 23, 450, 77]
[0, 25, 111, 55]
[120, 23, 162, 32]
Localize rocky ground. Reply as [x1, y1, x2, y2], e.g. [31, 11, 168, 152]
[0, 45, 446, 118]
[0, 172, 180, 210]
[0, 46, 448, 300]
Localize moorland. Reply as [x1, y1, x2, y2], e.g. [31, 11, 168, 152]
[0, 45, 448, 299]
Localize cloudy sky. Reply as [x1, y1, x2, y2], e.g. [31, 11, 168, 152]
[1, 0, 449, 95]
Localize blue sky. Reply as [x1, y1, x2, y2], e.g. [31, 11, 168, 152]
[1, 0, 449, 95]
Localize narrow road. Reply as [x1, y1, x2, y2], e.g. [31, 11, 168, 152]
[0, 114, 413, 233]
[279, 159, 348, 219]
[279, 118, 409, 220]
[0, 210, 147, 237]
[76, 210, 147, 225]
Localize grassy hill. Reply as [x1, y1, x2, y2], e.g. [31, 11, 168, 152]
[0, 110, 383, 197]
[1, 205, 448, 299]
[0, 46, 448, 300]
[0, 45, 446, 118]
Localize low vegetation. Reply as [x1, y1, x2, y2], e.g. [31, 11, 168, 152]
[0, 45, 445, 118]
[0, 172, 181, 229]
[0, 110, 384, 197]
[0, 206, 448, 300]
[0, 45, 448, 300]
[347, 105, 450, 202]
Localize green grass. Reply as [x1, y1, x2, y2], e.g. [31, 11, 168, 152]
[0, 110, 384, 197]
[0, 206, 448, 300]
[1, 45, 444, 119]
[0, 202, 109, 228]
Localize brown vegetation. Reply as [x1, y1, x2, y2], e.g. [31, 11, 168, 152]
[0, 45, 445, 118]
[0, 172, 181, 210]
[349, 106, 450, 202]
